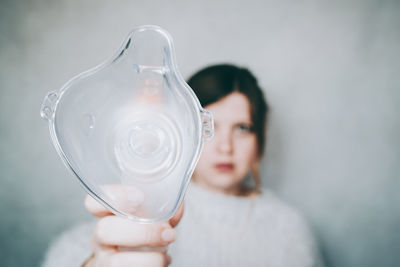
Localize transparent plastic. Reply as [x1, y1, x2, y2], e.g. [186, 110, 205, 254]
[41, 25, 213, 223]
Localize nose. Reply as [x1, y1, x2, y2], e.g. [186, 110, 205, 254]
[216, 129, 233, 154]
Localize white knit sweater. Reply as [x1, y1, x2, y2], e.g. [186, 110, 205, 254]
[42, 183, 323, 267]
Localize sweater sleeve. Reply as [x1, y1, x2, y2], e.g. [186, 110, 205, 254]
[41, 221, 95, 267]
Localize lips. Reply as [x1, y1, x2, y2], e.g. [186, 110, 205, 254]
[215, 163, 234, 172]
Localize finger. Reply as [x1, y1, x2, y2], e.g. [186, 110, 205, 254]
[90, 233, 118, 253]
[85, 184, 144, 217]
[118, 245, 168, 253]
[107, 251, 169, 267]
[85, 195, 113, 217]
[95, 216, 176, 247]
[169, 202, 184, 227]
[101, 184, 144, 214]
[89, 247, 115, 267]
[92, 237, 169, 254]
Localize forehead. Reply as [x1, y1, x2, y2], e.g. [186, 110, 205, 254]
[205, 92, 251, 122]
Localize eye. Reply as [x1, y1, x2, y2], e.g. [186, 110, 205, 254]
[235, 123, 254, 133]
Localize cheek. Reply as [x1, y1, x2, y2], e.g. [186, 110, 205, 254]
[195, 143, 214, 169]
[235, 136, 258, 163]
[199, 142, 214, 160]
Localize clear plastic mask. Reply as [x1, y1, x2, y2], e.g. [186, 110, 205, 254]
[41, 25, 214, 222]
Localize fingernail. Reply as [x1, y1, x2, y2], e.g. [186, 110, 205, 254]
[161, 228, 176, 242]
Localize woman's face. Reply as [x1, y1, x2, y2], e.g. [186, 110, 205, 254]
[192, 92, 258, 195]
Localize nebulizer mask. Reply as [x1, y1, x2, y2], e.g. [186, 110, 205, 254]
[41, 25, 213, 222]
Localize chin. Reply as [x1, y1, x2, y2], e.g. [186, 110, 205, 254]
[208, 174, 241, 190]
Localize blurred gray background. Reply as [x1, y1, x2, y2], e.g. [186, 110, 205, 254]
[1, 0, 399, 266]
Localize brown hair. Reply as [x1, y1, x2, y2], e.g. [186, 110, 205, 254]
[187, 64, 269, 194]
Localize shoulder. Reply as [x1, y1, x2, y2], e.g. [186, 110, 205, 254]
[41, 220, 96, 267]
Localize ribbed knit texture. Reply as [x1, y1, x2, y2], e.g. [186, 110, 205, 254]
[41, 183, 322, 267]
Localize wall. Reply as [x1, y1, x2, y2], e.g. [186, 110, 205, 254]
[0, 0, 399, 266]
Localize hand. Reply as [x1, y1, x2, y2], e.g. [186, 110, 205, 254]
[82, 186, 184, 267]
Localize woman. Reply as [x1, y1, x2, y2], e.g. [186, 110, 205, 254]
[42, 64, 322, 267]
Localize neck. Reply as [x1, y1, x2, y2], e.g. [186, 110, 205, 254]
[191, 177, 239, 194]
[191, 179, 257, 197]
